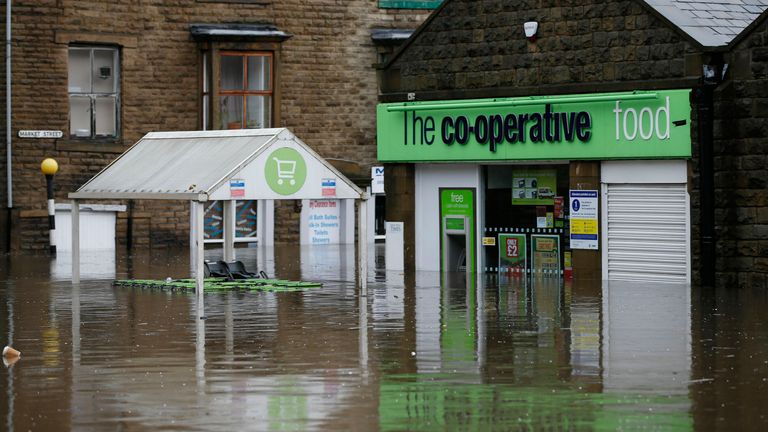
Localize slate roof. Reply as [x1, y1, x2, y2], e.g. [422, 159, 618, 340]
[644, 0, 768, 47]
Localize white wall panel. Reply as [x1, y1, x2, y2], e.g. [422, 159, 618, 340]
[414, 164, 482, 271]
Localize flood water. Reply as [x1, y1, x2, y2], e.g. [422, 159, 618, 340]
[1, 245, 767, 431]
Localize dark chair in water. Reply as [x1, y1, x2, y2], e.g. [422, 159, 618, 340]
[224, 261, 269, 280]
[204, 261, 233, 280]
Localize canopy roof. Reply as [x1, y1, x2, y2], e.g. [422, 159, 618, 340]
[69, 128, 364, 202]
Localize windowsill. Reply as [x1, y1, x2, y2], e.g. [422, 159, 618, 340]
[56, 139, 125, 153]
[196, 0, 270, 4]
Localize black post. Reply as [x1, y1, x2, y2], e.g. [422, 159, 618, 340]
[45, 173, 56, 255]
[698, 83, 716, 287]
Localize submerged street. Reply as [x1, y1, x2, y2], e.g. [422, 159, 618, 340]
[1, 245, 766, 431]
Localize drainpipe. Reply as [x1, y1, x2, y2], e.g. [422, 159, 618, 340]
[698, 61, 726, 288]
[5, 0, 12, 246]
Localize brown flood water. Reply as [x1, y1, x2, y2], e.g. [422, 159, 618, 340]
[1, 244, 767, 431]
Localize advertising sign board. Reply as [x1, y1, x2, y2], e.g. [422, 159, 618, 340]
[498, 233, 527, 274]
[531, 234, 561, 275]
[569, 190, 599, 250]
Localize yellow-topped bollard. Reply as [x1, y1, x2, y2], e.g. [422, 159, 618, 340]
[41, 158, 59, 254]
[41, 158, 59, 176]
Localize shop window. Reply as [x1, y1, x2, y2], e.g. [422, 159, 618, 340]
[68, 46, 120, 139]
[218, 51, 272, 130]
[204, 200, 259, 244]
[378, 0, 443, 9]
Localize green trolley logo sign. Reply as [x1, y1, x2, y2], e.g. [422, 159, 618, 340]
[265, 147, 307, 195]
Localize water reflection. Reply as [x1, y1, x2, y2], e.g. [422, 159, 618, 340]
[1, 246, 767, 430]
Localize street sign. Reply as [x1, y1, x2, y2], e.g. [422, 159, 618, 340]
[18, 130, 63, 139]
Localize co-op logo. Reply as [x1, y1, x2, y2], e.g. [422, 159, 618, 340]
[400, 96, 675, 153]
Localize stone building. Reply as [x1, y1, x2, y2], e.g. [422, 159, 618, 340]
[376, 0, 768, 287]
[0, 0, 433, 252]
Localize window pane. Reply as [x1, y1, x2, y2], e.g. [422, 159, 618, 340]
[247, 56, 271, 91]
[220, 56, 243, 91]
[235, 200, 258, 238]
[68, 49, 91, 93]
[94, 96, 116, 137]
[69, 96, 91, 137]
[220, 95, 243, 129]
[204, 201, 223, 240]
[92, 49, 116, 93]
[246, 95, 271, 128]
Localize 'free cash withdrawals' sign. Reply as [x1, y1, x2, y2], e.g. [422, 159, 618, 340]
[570, 190, 598, 250]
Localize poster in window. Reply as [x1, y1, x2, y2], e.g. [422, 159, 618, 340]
[235, 200, 258, 238]
[498, 233, 527, 275]
[512, 168, 557, 206]
[204, 201, 223, 240]
[531, 234, 561, 275]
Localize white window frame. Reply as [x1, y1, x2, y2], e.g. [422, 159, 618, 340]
[68, 45, 120, 140]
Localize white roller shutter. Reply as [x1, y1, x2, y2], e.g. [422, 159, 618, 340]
[602, 183, 690, 283]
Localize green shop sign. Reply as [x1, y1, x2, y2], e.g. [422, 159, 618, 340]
[376, 90, 691, 162]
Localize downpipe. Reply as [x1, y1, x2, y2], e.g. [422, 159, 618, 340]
[5, 0, 12, 251]
[697, 62, 726, 288]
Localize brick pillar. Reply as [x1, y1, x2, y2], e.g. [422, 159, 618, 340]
[569, 161, 601, 280]
[384, 163, 415, 272]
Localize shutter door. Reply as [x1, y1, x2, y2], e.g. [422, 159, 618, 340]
[605, 184, 689, 283]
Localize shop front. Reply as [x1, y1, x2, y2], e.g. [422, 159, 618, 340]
[377, 90, 692, 283]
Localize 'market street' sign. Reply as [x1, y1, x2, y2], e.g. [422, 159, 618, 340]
[18, 130, 63, 139]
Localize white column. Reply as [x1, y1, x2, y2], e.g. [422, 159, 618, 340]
[359, 283, 369, 381]
[257, 199, 274, 246]
[195, 200, 205, 314]
[366, 187, 376, 244]
[358, 197, 368, 292]
[343, 198, 355, 244]
[71, 199, 80, 284]
[190, 201, 198, 275]
[223, 200, 235, 262]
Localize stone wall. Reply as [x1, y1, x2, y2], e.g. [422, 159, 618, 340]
[1, 0, 430, 251]
[716, 16, 768, 289]
[386, 0, 701, 96]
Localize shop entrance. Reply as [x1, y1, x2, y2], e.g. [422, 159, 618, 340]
[483, 164, 570, 275]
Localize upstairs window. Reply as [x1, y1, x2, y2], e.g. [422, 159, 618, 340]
[68, 46, 120, 139]
[219, 52, 272, 129]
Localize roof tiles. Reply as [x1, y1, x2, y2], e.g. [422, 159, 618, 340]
[643, 0, 768, 46]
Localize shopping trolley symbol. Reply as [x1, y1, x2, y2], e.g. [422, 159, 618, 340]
[272, 157, 297, 185]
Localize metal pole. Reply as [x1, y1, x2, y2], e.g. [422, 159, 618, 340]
[71, 199, 80, 283]
[358, 196, 368, 292]
[195, 200, 205, 315]
[223, 200, 235, 262]
[189, 201, 197, 275]
[45, 174, 56, 254]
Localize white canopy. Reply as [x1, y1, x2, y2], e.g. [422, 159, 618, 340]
[70, 128, 363, 201]
[68, 128, 368, 304]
